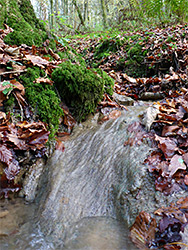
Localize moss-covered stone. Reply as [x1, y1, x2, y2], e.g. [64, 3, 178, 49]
[94, 36, 125, 60]
[92, 68, 114, 96]
[1, 0, 47, 46]
[52, 60, 106, 122]
[20, 67, 63, 138]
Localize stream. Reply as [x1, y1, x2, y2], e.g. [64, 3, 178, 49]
[1, 103, 187, 249]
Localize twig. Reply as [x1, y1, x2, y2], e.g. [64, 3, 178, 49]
[0, 69, 27, 76]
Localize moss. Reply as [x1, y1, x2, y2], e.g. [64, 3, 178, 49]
[0, 1, 6, 29]
[1, 0, 47, 46]
[58, 47, 86, 67]
[127, 42, 144, 63]
[92, 68, 114, 96]
[123, 41, 147, 77]
[20, 67, 63, 138]
[52, 60, 105, 121]
[48, 39, 57, 51]
[18, 0, 45, 30]
[93, 36, 125, 60]
[4, 94, 15, 111]
[19, 67, 44, 84]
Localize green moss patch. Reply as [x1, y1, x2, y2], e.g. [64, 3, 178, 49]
[92, 68, 114, 96]
[52, 60, 110, 121]
[94, 36, 125, 60]
[20, 67, 63, 138]
[1, 0, 47, 46]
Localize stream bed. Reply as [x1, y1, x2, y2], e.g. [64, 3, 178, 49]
[0, 199, 138, 250]
[1, 103, 188, 249]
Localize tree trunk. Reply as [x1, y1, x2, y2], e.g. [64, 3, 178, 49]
[72, 0, 85, 28]
[100, 0, 107, 28]
[0, 0, 48, 46]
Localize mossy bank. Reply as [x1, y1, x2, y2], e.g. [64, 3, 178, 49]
[0, 0, 47, 46]
[52, 60, 114, 122]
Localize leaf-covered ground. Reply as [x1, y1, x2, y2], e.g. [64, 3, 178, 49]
[1, 23, 188, 249]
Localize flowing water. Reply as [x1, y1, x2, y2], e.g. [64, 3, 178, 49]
[1, 103, 181, 250]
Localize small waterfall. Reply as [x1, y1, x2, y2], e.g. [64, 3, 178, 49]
[37, 105, 152, 245]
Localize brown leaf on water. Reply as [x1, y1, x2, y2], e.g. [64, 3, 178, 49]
[155, 198, 188, 224]
[145, 151, 163, 172]
[4, 158, 20, 180]
[108, 110, 121, 119]
[130, 211, 156, 249]
[55, 138, 65, 152]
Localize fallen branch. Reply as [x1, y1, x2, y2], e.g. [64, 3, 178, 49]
[0, 69, 27, 76]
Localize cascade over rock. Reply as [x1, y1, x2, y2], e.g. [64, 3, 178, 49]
[36, 104, 188, 245]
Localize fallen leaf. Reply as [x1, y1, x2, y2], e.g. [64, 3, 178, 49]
[168, 154, 186, 177]
[25, 54, 50, 68]
[108, 110, 121, 119]
[35, 77, 53, 85]
[184, 175, 188, 185]
[130, 211, 156, 249]
[155, 134, 177, 159]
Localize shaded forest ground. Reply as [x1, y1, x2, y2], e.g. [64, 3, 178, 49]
[0, 22, 188, 249]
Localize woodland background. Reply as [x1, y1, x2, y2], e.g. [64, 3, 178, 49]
[30, 0, 188, 35]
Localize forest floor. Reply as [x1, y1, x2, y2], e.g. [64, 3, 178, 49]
[1, 23, 188, 249]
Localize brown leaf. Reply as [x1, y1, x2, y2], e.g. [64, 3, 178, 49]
[0, 144, 13, 165]
[130, 211, 156, 249]
[182, 152, 188, 166]
[0, 111, 6, 122]
[25, 54, 50, 68]
[28, 130, 50, 149]
[55, 138, 65, 152]
[184, 175, 188, 185]
[163, 244, 181, 250]
[108, 110, 121, 119]
[155, 134, 177, 159]
[10, 79, 25, 95]
[168, 154, 186, 177]
[4, 158, 20, 180]
[48, 48, 61, 61]
[162, 125, 179, 137]
[7, 134, 28, 150]
[35, 77, 53, 85]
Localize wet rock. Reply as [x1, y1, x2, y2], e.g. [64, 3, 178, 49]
[140, 92, 164, 100]
[36, 105, 153, 240]
[181, 225, 188, 250]
[19, 158, 46, 202]
[112, 92, 134, 106]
